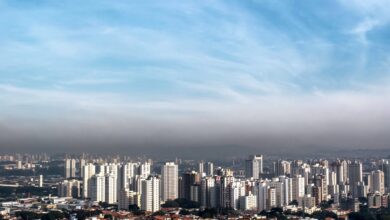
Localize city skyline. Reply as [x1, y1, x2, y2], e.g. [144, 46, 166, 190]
[2, 152, 390, 219]
[1, 1, 390, 156]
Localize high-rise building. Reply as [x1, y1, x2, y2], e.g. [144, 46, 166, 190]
[181, 171, 198, 201]
[245, 155, 263, 179]
[368, 192, 382, 208]
[16, 160, 23, 169]
[274, 160, 291, 177]
[239, 194, 257, 211]
[348, 161, 363, 197]
[292, 175, 305, 201]
[82, 163, 96, 198]
[190, 184, 201, 202]
[39, 175, 43, 187]
[280, 176, 292, 205]
[371, 170, 385, 194]
[105, 173, 118, 204]
[229, 181, 245, 210]
[139, 162, 151, 178]
[65, 159, 77, 178]
[141, 176, 160, 212]
[206, 162, 214, 176]
[119, 188, 131, 210]
[58, 179, 81, 198]
[267, 187, 277, 210]
[255, 181, 268, 211]
[314, 175, 328, 201]
[161, 162, 178, 202]
[382, 160, 390, 193]
[220, 175, 235, 208]
[120, 162, 137, 190]
[79, 158, 86, 177]
[89, 173, 106, 202]
[269, 178, 285, 207]
[200, 176, 217, 208]
[198, 161, 204, 174]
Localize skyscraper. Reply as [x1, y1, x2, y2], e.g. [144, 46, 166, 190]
[89, 173, 106, 202]
[371, 170, 385, 194]
[65, 158, 77, 178]
[79, 158, 86, 178]
[105, 173, 118, 204]
[200, 176, 217, 208]
[161, 162, 178, 202]
[348, 161, 363, 197]
[206, 162, 214, 176]
[181, 171, 198, 200]
[141, 176, 160, 212]
[119, 188, 131, 210]
[58, 179, 81, 198]
[245, 155, 263, 179]
[274, 160, 291, 177]
[292, 175, 305, 201]
[198, 161, 204, 174]
[382, 160, 390, 193]
[120, 162, 137, 190]
[139, 162, 151, 178]
[82, 163, 96, 198]
[39, 175, 43, 187]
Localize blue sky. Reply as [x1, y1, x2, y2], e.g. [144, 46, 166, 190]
[1, 0, 390, 154]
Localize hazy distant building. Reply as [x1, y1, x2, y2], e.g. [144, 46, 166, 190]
[274, 160, 291, 177]
[190, 184, 201, 202]
[348, 161, 363, 197]
[198, 161, 204, 174]
[206, 162, 214, 176]
[39, 175, 43, 187]
[382, 161, 390, 193]
[65, 159, 77, 178]
[245, 155, 263, 179]
[139, 162, 151, 178]
[79, 158, 85, 177]
[58, 179, 81, 198]
[371, 170, 385, 194]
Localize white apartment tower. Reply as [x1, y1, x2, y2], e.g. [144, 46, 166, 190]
[105, 173, 118, 204]
[139, 162, 151, 178]
[292, 175, 305, 201]
[161, 162, 178, 202]
[65, 159, 77, 178]
[83, 163, 96, 198]
[89, 173, 106, 202]
[206, 162, 214, 176]
[141, 176, 160, 212]
[120, 162, 137, 190]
